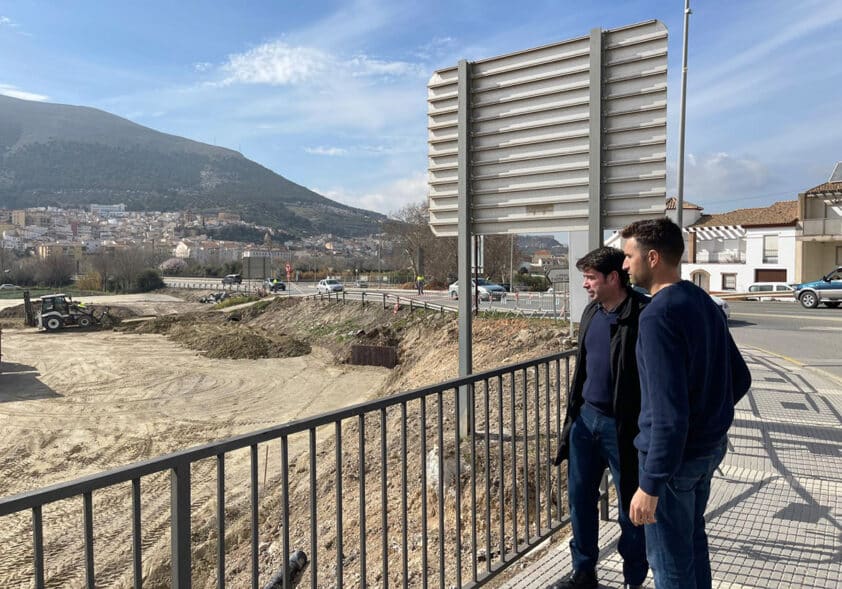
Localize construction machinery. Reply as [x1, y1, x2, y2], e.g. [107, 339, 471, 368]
[36, 294, 115, 331]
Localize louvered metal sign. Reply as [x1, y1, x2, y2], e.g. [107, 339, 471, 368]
[428, 20, 668, 236]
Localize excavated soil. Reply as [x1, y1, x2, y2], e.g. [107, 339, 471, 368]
[0, 294, 574, 588]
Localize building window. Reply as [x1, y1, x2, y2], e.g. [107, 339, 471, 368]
[763, 235, 779, 263]
[837, 246, 842, 266]
[722, 273, 737, 290]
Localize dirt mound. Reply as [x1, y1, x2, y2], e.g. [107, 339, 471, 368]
[122, 312, 311, 360]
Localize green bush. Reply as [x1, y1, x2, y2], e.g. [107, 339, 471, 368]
[136, 269, 165, 292]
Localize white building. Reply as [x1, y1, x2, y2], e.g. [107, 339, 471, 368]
[683, 200, 798, 292]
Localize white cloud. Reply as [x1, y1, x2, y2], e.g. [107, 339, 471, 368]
[217, 40, 425, 88]
[304, 146, 347, 156]
[315, 172, 428, 215]
[346, 55, 426, 78]
[193, 62, 213, 73]
[0, 16, 15, 26]
[681, 152, 777, 207]
[0, 84, 48, 101]
[221, 42, 330, 86]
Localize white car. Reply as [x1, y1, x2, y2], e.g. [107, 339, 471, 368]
[0, 284, 20, 290]
[317, 279, 344, 294]
[709, 294, 731, 319]
[448, 278, 506, 301]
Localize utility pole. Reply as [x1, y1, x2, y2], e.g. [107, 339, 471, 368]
[676, 0, 692, 229]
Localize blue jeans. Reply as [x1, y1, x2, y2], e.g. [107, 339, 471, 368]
[644, 438, 727, 589]
[568, 404, 648, 585]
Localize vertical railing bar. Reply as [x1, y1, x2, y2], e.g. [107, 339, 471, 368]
[250, 445, 259, 589]
[358, 415, 367, 588]
[470, 380, 478, 584]
[522, 368, 529, 541]
[33, 505, 45, 589]
[171, 460, 192, 589]
[401, 402, 409, 588]
[560, 357, 568, 521]
[132, 478, 143, 589]
[281, 436, 290, 589]
[497, 373, 505, 565]
[483, 378, 491, 574]
[455, 386, 463, 589]
[420, 396, 429, 589]
[534, 364, 541, 534]
[437, 392, 445, 589]
[309, 429, 318, 589]
[217, 455, 226, 589]
[510, 370, 518, 550]
[380, 407, 389, 587]
[84, 491, 94, 589]
[336, 421, 344, 589]
[544, 361, 552, 527]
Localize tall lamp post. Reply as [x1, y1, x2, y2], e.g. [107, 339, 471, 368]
[676, 0, 692, 229]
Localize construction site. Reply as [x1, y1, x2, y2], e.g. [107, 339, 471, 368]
[0, 290, 572, 588]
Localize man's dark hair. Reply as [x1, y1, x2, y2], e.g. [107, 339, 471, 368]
[575, 246, 629, 286]
[620, 218, 684, 266]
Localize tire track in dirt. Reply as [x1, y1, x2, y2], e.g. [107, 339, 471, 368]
[0, 328, 389, 588]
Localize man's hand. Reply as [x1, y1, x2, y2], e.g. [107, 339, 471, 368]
[629, 487, 659, 526]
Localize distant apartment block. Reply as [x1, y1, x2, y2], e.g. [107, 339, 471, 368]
[90, 203, 127, 216]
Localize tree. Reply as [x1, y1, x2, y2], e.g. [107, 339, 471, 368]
[34, 254, 75, 287]
[383, 201, 520, 286]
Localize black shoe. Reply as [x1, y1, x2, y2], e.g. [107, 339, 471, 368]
[548, 569, 598, 589]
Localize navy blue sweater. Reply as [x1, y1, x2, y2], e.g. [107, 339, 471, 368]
[635, 281, 751, 496]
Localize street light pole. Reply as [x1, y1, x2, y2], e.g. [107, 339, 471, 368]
[676, 0, 692, 229]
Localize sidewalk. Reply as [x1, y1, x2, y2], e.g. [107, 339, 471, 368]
[502, 348, 842, 589]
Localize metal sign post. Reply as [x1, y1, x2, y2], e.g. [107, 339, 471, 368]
[456, 60, 472, 437]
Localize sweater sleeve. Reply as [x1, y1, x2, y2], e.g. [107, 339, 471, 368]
[637, 311, 689, 496]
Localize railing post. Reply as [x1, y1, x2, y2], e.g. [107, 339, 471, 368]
[599, 470, 609, 521]
[171, 460, 192, 588]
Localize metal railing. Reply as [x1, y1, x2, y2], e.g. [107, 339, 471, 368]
[308, 290, 451, 316]
[0, 349, 609, 588]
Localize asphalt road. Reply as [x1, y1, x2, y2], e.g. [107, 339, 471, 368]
[728, 300, 842, 383]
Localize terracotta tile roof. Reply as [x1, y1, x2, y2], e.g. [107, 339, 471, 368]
[690, 200, 798, 229]
[805, 181, 842, 195]
[665, 197, 703, 210]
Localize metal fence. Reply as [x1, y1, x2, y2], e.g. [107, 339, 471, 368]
[0, 349, 609, 589]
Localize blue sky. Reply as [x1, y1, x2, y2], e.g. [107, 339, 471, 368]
[1, 0, 840, 217]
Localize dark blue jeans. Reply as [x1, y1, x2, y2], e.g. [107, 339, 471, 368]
[568, 404, 648, 585]
[643, 438, 727, 589]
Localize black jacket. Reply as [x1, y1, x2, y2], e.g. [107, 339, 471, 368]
[553, 288, 649, 512]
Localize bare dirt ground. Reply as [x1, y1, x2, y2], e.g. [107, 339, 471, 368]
[0, 295, 573, 588]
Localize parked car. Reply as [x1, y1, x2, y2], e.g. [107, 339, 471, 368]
[222, 273, 243, 285]
[709, 294, 731, 319]
[448, 278, 507, 301]
[354, 280, 369, 288]
[792, 266, 842, 308]
[263, 278, 286, 292]
[0, 283, 20, 290]
[746, 282, 795, 301]
[317, 278, 344, 294]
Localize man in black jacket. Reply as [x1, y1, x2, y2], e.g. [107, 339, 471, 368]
[551, 247, 649, 589]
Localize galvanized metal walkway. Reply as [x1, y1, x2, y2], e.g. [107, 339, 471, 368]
[503, 348, 842, 589]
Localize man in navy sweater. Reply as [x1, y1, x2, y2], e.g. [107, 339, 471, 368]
[551, 247, 649, 589]
[620, 218, 751, 589]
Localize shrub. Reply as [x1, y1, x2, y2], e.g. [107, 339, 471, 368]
[136, 269, 165, 292]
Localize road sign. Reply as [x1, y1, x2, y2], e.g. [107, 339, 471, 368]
[427, 20, 667, 237]
[285, 262, 292, 273]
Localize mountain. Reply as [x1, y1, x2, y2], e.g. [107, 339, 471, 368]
[0, 95, 384, 237]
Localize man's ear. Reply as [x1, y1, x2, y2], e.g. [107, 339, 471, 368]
[647, 248, 660, 268]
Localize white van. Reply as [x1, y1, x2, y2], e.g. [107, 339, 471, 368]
[746, 282, 795, 301]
